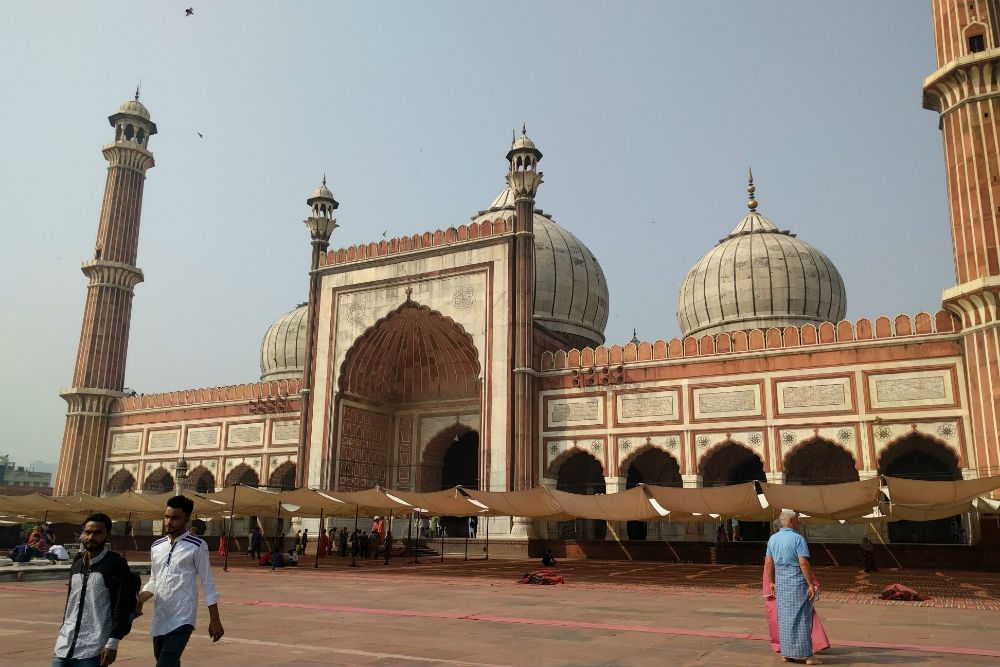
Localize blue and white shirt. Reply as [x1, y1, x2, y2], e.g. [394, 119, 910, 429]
[142, 531, 219, 637]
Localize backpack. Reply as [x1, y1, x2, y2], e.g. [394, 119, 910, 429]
[121, 557, 142, 633]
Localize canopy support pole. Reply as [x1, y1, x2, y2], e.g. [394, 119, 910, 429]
[224, 484, 237, 572]
[464, 519, 469, 561]
[314, 507, 324, 569]
[350, 505, 359, 567]
[413, 512, 419, 564]
[485, 515, 490, 561]
[868, 520, 902, 569]
[408, 511, 415, 564]
[127, 511, 136, 558]
[440, 526, 444, 563]
[272, 500, 282, 571]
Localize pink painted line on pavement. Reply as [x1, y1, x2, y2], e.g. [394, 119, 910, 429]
[5, 584, 999, 658]
[240, 599, 1000, 659]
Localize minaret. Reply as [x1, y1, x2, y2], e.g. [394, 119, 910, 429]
[298, 177, 339, 487]
[507, 126, 543, 491]
[924, 1, 1000, 477]
[54, 93, 156, 495]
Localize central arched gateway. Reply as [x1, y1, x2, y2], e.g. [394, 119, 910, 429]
[334, 298, 482, 492]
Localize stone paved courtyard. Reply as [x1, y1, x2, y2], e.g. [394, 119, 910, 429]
[3, 557, 1000, 666]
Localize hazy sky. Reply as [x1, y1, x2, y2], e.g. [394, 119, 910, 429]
[0, 1, 952, 467]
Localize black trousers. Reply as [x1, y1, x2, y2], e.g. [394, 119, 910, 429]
[153, 624, 194, 667]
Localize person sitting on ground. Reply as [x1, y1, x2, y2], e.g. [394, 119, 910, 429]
[45, 543, 70, 563]
[9, 541, 41, 563]
[286, 549, 299, 566]
[541, 549, 558, 567]
[258, 550, 272, 567]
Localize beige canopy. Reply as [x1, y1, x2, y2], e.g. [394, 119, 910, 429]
[760, 478, 881, 520]
[885, 475, 1000, 506]
[545, 487, 662, 521]
[383, 488, 485, 517]
[462, 487, 569, 519]
[0, 494, 82, 523]
[644, 483, 772, 520]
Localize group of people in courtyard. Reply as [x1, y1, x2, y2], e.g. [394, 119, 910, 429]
[41, 492, 850, 666]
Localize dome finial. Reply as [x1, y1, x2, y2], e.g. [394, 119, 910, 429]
[747, 166, 758, 212]
[322, 173, 327, 187]
[630, 328, 640, 346]
[135, 81, 141, 101]
[522, 123, 527, 136]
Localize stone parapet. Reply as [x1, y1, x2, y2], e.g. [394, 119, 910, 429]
[540, 311, 959, 371]
[319, 218, 511, 268]
[113, 378, 301, 413]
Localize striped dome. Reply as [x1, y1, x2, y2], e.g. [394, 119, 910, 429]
[677, 209, 846, 338]
[472, 187, 609, 348]
[260, 304, 307, 381]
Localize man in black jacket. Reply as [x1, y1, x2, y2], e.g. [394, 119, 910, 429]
[53, 513, 134, 666]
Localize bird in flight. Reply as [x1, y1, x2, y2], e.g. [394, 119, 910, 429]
[185, 8, 194, 16]
[382, 231, 387, 238]
[197, 132, 204, 138]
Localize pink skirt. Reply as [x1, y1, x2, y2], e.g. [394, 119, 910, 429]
[763, 568, 830, 653]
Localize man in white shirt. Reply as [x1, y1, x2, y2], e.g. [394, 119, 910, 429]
[45, 543, 70, 563]
[135, 496, 224, 667]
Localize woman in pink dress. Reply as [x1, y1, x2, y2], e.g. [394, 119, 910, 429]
[762, 567, 830, 654]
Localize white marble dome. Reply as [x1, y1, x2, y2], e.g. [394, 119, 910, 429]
[472, 187, 609, 348]
[117, 99, 151, 120]
[260, 304, 307, 381]
[676, 208, 846, 338]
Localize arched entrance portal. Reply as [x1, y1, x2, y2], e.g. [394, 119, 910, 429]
[624, 447, 681, 540]
[336, 298, 482, 491]
[700, 442, 768, 541]
[556, 450, 606, 540]
[420, 427, 479, 536]
[784, 438, 860, 485]
[879, 433, 963, 544]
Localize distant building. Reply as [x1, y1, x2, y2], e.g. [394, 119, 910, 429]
[0, 455, 53, 496]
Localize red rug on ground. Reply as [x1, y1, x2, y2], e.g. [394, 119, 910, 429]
[517, 570, 565, 585]
[880, 583, 931, 601]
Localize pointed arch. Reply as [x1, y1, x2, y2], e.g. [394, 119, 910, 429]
[106, 469, 136, 494]
[699, 441, 765, 486]
[268, 462, 296, 489]
[224, 463, 260, 488]
[339, 299, 480, 404]
[182, 466, 215, 494]
[143, 467, 175, 494]
[877, 432, 961, 480]
[419, 424, 478, 492]
[783, 437, 859, 485]
[621, 445, 682, 487]
[553, 449, 606, 495]
[545, 446, 606, 480]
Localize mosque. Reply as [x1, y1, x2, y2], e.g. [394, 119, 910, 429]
[54, 2, 1000, 546]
